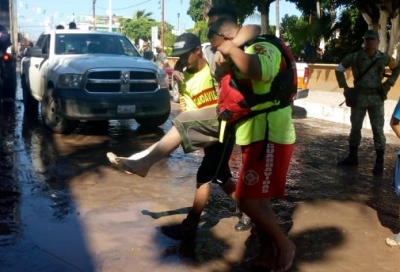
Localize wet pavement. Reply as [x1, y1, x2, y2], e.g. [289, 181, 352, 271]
[0, 76, 400, 272]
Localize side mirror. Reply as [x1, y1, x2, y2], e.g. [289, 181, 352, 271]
[30, 47, 48, 58]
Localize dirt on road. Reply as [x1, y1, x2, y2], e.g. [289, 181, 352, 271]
[0, 92, 400, 271]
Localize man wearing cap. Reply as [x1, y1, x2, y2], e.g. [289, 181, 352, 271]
[335, 29, 400, 175]
[155, 44, 168, 68]
[139, 42, 150, 55]
[108, 32, 240, 241]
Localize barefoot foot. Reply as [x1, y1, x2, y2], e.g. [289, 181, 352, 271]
[106, 152, 133, 175]
[115, 157, 149, 177]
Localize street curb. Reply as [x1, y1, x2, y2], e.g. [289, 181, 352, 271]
[294, 99, 397, 135]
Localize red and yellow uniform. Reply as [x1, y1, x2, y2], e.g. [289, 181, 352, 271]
[178, 64, 218, 112]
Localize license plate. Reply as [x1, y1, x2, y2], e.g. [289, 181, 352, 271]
[117, 105, 136, 114]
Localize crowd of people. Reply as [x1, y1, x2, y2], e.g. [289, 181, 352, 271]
[37, 5, 398, 272]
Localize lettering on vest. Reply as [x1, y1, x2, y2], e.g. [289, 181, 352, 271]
[192, 87, 218, 108]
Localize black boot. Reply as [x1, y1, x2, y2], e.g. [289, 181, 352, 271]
[234, 212, 252, 232]
[337, 145, 359, 166]
[160, 210, 200, 241]
[372, 149, 384, 175]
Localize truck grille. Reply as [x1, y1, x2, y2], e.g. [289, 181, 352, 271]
[85, 69, 158, 93]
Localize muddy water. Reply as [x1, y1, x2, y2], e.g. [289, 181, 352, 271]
[0, 77, 400, 271]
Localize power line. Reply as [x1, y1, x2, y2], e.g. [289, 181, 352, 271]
[96, 0, 152, 10]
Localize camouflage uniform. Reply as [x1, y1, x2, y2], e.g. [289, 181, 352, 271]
[335, 31, 400, 174]
[336, 49, 399, 149]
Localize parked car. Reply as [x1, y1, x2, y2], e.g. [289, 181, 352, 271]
[0, 24, 16, 100]
[164, 65, 180, 103]
[20, 29, 171, 134]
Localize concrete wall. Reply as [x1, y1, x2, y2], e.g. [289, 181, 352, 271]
[166, 60, 400, 101]
[308, 64, 400, 101]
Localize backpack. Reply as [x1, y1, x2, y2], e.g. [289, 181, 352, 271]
[217, 35, 298, 161]
[218, 34, 298, 126]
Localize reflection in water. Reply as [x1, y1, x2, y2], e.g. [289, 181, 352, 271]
[21, 115, 73, 221]
[0, 103, 20, 246]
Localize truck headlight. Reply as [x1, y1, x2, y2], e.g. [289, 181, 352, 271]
[157, 73, 169, 89]
[58, 74, 83, 89]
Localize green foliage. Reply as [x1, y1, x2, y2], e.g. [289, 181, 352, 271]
[191, 21, 209, 43]
[121, 18, 155, 44]
[133, 10, 155, 20]
[164, 32, 178, 52]
[187, 0, 205, 22]
[328, 7, 367, 63]
[187, 0, 256, 24]
[280, 15, 310, 57]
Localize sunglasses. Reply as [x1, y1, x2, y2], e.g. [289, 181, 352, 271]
[207, 29, 229, 40]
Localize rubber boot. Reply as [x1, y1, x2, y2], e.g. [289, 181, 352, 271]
[372, 149, 384, 175]
[160, 210, 200, 241]
[337, 145, 359, 166]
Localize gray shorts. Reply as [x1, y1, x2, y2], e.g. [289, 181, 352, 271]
[172, 107, 220, 153]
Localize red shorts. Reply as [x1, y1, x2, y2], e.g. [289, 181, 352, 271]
[235, 141, 294, 199]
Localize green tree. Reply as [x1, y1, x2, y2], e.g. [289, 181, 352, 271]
[187, 0, 256, 24]
[187, 0, 205, 22]
[191, 21, 209, 43]
[328, 7, 367, 63]
[133, 10, 155, 21]
[289, 0, 400, 58]
[280, 15, 309, 57]
[122, 18, 153, 43]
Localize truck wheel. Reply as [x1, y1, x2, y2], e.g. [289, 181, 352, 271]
[135, 112, 170, 128]
[41, 88, 79, 134]
[171, 80, 180, 103]
[21, 75, 38, 114]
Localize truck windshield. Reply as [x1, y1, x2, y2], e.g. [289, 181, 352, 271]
[55, 33, 140, 57]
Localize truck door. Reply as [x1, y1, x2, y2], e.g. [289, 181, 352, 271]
[29, 34, 50, 99]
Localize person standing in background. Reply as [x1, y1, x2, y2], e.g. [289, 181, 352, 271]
[335, 29, 400, 175]
[154, 44, 168, 69]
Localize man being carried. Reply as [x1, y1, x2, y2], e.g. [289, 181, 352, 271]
[108, 31, 257, 242]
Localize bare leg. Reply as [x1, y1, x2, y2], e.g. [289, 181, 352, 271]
[191, 183, 211, 216]
[108, 126, 183, 177]
[238, 198, 295, 272]
[242, 226, 275, 269]
[220, 179, 253, 232]
[161, 182, 211, 241]
[221, 179, 236, 199]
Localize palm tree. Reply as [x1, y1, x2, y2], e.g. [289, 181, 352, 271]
[133, 10, 155, 21]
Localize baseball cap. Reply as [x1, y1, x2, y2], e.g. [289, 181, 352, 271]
[170, 33, 201, 57]
[363, 30, 378, 39]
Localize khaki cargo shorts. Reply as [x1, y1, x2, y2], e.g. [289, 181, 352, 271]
[172, 107, 220, 153]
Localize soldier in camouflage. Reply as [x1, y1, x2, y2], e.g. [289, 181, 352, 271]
[335, 29, 400, 175]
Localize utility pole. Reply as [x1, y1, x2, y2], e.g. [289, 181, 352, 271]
[161, 0, 164, 49]
[108, 0, 112, 32]
[177, 13, 180, 33]
[275, 0, 280, 38]
[93, 0, 96, 29]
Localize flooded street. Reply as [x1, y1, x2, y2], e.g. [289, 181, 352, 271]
[0, 75, 399, 271]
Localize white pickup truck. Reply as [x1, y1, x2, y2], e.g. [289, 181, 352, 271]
[20, 29, 171, 134]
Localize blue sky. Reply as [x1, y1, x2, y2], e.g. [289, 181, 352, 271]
[17, 0, 301, 40]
